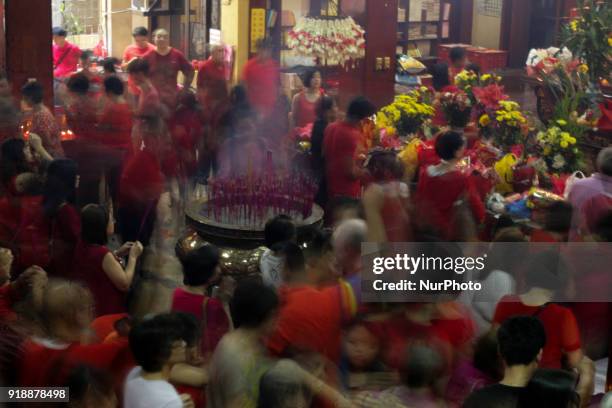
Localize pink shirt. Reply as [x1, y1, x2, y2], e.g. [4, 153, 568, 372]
[53, 41, 81, 78]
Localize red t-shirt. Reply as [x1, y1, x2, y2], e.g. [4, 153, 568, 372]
[242, 57, 279, 117]
[293, 91, 321, 128]
[73, 241, 126, 317]
[143, 48, 193, 111]
[118, 149, 164, 210]
[123, 42, 156, 94]
[18, 338, 132, 388]
[66, 98, 98, 141]
[53, 41, 81, 78]
[267, 284, 353, 363]
[171, 288, 230, 355]
[493, 295, 581, 369]
[323, 121, 363, 199]
[197, 57, 227, 107]
[97, 101, 133, 150]
[415, 167, 486, 238]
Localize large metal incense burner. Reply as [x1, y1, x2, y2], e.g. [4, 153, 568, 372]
[177, 174, 324, 278]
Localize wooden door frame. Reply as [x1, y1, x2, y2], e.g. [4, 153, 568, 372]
[500, 0, 532, 68]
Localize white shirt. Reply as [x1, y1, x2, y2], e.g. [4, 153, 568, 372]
[471, 270, 515, 334]
[123, 367, 182, 408]
[260, 248, 283, 288]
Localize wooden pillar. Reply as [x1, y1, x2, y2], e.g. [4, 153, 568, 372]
[500, 0, 532, 68]
[5, 0, 53, 107]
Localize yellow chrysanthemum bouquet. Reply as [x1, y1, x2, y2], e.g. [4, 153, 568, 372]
[478, 100, 528, 151]
[376, 88, 435, 137]
[535, 120, 583, 174]
[454, 70, 502, 104]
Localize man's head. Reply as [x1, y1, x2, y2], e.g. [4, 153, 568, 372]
[230, 279, 279, 334]
[152, 28, 170, 51]
[332, 219, 367, 276]
[66, 73, 90, 96]
[132, 26, 150, 48]
[180, 244, 221, 287]
[52, 27, 68, 46]
[129, 313, 186, 373]
[104, 75, 124, 97]
[435, 130, 466, 161]
[41, 279, 94, 341]
[597, 147, 612, 176]
[21, 80, 44, 109]
[497, 316, 546, 368]
[210, 44, 225, 64]
[449, 46, 467, 69]
[256, 38, 274, 60]
[127, 58, 150, 85]
[346, 96, 376, 123]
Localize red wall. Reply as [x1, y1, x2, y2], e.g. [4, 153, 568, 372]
[5, 0, 53, 107]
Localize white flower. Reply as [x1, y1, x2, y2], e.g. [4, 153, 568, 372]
[552, 154, 566, 170]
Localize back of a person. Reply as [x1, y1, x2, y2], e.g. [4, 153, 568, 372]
[124, 366, 182, 408]
[463, 383, 524, 408]
[416, 166, 466, 234]
[74, 241, 125, 317]
[31, 105, 64, 157]
[66, 98, 98, 141]
[98, 101, 133, 150]
[324, 121, 361, 199]
[118, 149, 163, 210]
[494, 295, 579, 369]
[11, 195, 52, 274]
[380, 181, 412, 242]
[267, 285, 344, 363]
[243, 57, 278, 117]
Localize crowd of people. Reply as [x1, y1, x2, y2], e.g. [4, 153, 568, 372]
[0, 23, 610, 408]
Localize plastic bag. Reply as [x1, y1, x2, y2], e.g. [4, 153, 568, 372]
[398, 138, 423, 182]
[494, 154, 518, 194]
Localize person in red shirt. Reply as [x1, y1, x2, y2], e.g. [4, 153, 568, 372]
[241, 38, 280, 119]
[17, 279, 132, 388]
[291, 69, 323, 128]
[143, 28, 194, 115]
[197, 43, 229, 109]
[74, 204, 143, 317]
[415, 130, 485, 240]
[52, 27, 81, 80]
[323, 96, 375, 201]
[20, 80, 64, 158]
[171, 244, 230, 359]
[97, 76, 133, 151]
[267, 240, 360, 365]
[117, 118, 165, 246]
[52, 27, 81, 106]
[492, 250, 583, 370]
[121, 26, 156, 102]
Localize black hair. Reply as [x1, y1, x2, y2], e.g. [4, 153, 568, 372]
[132, 26, 149, 37]
[264, 215, 296, 249]
[446, 105, 472, 129]
[172, 312, 200, 348]
[519, 369, 580, 408]
[256, 38, 274, 52]
[449, 47, 466, 63]
[315, 95, 335, 120]
[180, 244, 221, 286]
[301, 69, 321, 89]
[473, 332, 503, 381]
[524, 249, 568, 291]
[258, 363, 309, 408]
[434, 131, 465, 161]
[80, 50, 93, 62]
[21, 81, 44, 105]
[80, 204, 109, 246]
[302, 227, 333, 261]
[430, 63, 451, 91]
[543, 201, 573, 235]
[278, 242, 306, 279]
[466, 63, 481, 76]
[129, 313, 184, 372]
[127, 58, 150, 75]
[0, 138, 29, 185]
[52, 26, 67, 37]
[66, 73, 90, 96]
[230, 279, 279, 329]
[102, 57, 119, 74]
[104, 75, 124, 96]
[42, 158, 77, 217]
[65, 365, 115, 405]
[497, 316, 546, 366]
[346, 96, 376, 122]
[400, 344, 444, 389]
[230, 84, 249, 108]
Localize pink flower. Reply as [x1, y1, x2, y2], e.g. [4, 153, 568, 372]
[473, 84, 509, 110]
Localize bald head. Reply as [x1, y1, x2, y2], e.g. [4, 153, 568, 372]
[333, 219, 367, 272]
